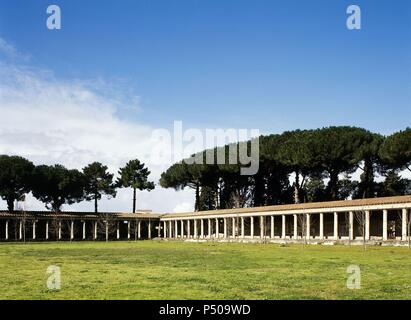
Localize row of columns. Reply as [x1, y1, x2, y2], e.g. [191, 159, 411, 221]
[1, 219, 154, 241]
[163, 209, 410, 241]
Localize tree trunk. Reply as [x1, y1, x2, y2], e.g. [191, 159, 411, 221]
[216, 182, 221, 209]
[254, 173, 265, 206]
[53, 203, 61, 213]
[94, 195, 98, 214]
[328, 170, 339, 200]
[6, 198, 14, 212]
[133, 187, 137, 213]
[195, 183, 200, 211]
[293, 170, 300, 204]
[298, 215, 307, 246]
[361, 158, 374, 199]
[135, 219, 137, 241]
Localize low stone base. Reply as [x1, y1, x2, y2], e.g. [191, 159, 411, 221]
[162, 238, 411, 247]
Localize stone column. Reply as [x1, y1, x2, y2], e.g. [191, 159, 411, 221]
[250, 217, 254, 238]
[5, 220, 8, 240]
[174, 220, 178, 239]
[19, 220, 23, 240]
[58, 221, 62, 240]
[163, 221, 167, 238]
[117, 222, 120, 240]
[93, 221, 97, 240]
[282, 215, 286, 239]
[402, 209, 408, 241]
[215, 219, 219, 238]
[70, 221, 74, 240]
[180, 220, 187, 238]
[333, 212, 338, 240]
[83, 221, 86, 240]
[223, 218, 227, 238]
[168, 221, 172, 238]
[208, 219, 211, 238]
[232, 218, 236, 238]
[306, 214, 310, 239]
[365, 210, 370, 240]
[319, 213, 324, 240]
[138, 220, 141, 239]
[293, 214, 298, 239]
[33, 220, 36, 240]
[105, 221, 109, 242]
[241, 217, 245, 238]
[187, 220, 191, 238]
[148, 220, 152, 239]
[194, 220, 197, 238]
[270, 216, 274, 238]
[45, 221, 49, 240]
[260, 216, 264, 239]
[200, 219, 204, 238]
[383, 209, 388, 241]
[128, 221, 131, 239]
[349, 211, 354, 241]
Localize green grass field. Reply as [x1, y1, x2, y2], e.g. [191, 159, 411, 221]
[0, 241, 410, 300]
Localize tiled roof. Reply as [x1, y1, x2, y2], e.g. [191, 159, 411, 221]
[1, 196, 410, 219]
[0, 210, 162, 219]
[162, 195, 411, 218]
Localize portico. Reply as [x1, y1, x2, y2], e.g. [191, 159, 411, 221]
[0, 196, 410, 245]
[0, 211, 160, 242]
[160, 196, 411, 245]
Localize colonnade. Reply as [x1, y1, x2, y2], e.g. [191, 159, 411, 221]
[0, 196, 410, 244]
[161, 208, 410, 242]
[0, 216, 159, 241]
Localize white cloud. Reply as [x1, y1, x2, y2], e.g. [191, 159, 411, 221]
[0, 38, 30, 61]
[0, 63, 153, 169]
[172, 201, 194, 213]
[0, 38, 18, 57]
[0, 38, 194, 213]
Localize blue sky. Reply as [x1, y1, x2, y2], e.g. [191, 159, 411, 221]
[1, 0, 410, 134]
[0, 0, 410, 212]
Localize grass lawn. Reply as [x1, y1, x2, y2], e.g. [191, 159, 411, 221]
[0, 241, 410, 300]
